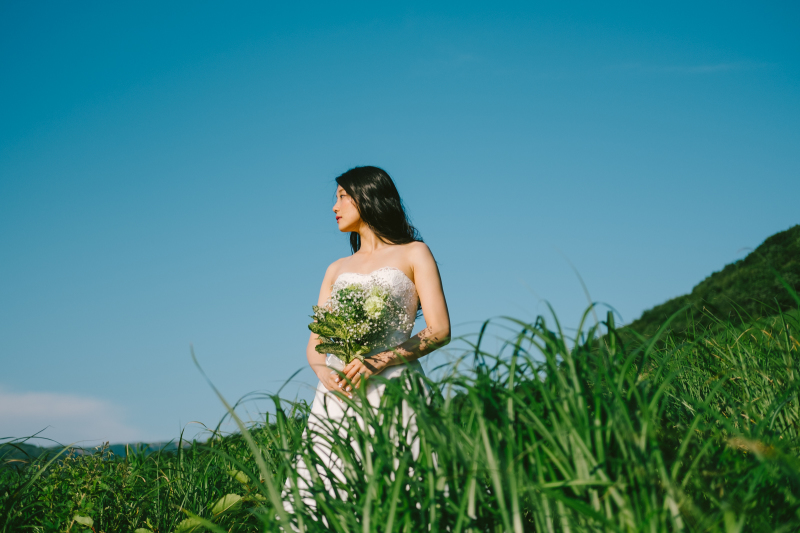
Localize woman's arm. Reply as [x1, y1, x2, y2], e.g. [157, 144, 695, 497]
[308, 261, 343, 392]
[341, 243, 451, 390]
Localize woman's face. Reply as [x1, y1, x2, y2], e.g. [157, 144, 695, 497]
[333, 185, 361, 232]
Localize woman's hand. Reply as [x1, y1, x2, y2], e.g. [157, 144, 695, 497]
[341, 359, 378, 390]
[316, 369, 350, 400]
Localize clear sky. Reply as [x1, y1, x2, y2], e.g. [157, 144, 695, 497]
[1, 1, 798, 445]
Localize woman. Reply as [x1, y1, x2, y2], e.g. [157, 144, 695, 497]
[282, 166, 451, 519]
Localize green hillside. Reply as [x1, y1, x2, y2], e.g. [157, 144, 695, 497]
[627, 224, 800, 336]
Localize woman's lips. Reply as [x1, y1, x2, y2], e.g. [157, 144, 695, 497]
[336, 216, 342, 221]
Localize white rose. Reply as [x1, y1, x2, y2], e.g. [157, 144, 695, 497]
[363, 295, 385, 318]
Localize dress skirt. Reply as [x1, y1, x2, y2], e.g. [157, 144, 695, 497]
[281, 354, 426, 517]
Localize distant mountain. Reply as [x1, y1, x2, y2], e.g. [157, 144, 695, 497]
[626, 225, 800, 337]
[1, 440, 190, 467]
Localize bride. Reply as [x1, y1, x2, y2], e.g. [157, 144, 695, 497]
[282, 166, 451, 521]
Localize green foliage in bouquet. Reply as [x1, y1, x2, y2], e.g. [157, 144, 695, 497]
[308, 282, 410, 365]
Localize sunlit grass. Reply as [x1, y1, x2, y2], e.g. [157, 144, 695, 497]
[2, 299, 800, 532]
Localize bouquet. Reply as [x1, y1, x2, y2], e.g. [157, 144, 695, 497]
[308, 281, 411, 366]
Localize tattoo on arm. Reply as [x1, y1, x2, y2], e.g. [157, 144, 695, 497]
[365, 326, 450, 373]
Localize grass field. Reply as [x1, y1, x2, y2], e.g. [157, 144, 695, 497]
[3, 293, 800, 532]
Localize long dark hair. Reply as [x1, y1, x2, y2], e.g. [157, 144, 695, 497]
[335, 166, 422, 254]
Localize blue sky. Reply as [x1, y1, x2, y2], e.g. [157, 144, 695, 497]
[1, 1, 798, 445]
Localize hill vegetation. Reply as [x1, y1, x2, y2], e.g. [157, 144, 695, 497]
[627, 224, 800, 336]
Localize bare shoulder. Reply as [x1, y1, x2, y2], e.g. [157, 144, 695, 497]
[317, 257, 349, 302]
[405, 242, 438, 280]
[324, 256, 350, 281]
[406, 241, 434, 262]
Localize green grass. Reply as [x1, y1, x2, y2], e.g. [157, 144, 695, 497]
[3, 299, 800, 532]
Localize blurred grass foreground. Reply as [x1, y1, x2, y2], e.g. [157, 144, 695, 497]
[2, 226, 800, 532]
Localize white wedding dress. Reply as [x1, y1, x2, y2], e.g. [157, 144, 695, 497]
[282, 267, 425, 518]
